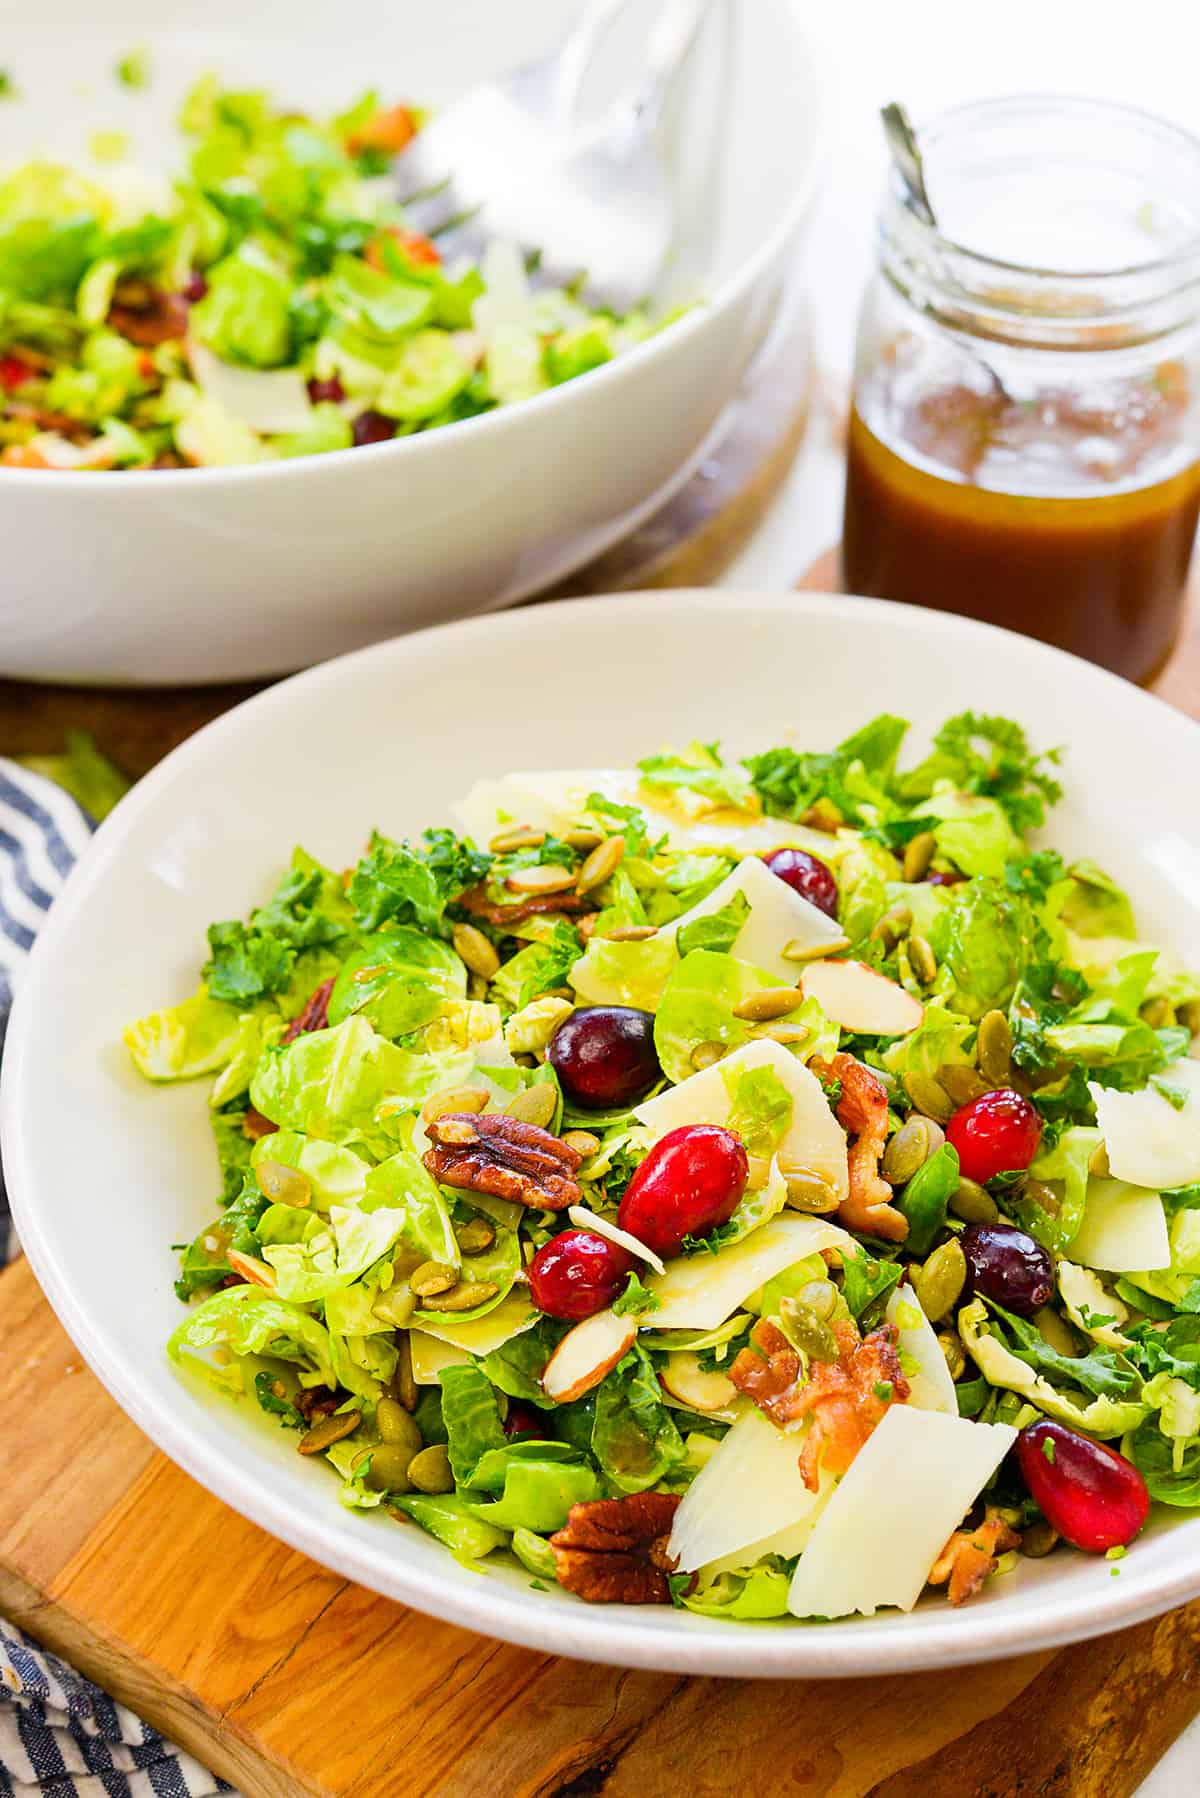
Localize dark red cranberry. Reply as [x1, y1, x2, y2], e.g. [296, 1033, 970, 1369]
[528, 1229, 635, 1320]
[926, 870, 966, 886]
[946, 1088, 1042, 1185]
[961, 1221, 1055, 1317]
[181, 271, 208, 303]
[307, 374, 346, 404]
[763, 846, 838, 918]
[0, 354, 32, 391]
[618, 1124, 748, 1258]
[548, 1006, 660, 1109]
[352, 408, 397, 447]
[1017, 1420, 1150, 1552]
[503, 1402, 542, 1438]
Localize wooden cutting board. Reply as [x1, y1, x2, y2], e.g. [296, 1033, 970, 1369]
[6, 359, 1200, 1796]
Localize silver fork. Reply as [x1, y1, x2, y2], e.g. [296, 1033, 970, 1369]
[393, 0, 714, 312]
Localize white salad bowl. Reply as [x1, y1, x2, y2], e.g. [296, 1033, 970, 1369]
[8, 589, 1200, 1677]
[0, 0, 821, 685]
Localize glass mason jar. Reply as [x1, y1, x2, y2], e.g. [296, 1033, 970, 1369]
[842, 98, 1200, 682]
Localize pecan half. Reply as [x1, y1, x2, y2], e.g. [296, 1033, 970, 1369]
[551, 1492, 681, 1605]
[294, 1384, 341, 1423]
[811, 1052, 909, 1242]
[423, 1112, 583, 1210]
[730, 1316, 909, 1492]
[107, 290, 189, 347]
[927, 1516, 1020, 1606]
[459, 882, 589, 928]
[282, 976, 335, 1044]
[242, 1105, 277, 1142]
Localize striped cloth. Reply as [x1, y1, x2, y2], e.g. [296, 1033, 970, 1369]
[0, 762, 233, 1797]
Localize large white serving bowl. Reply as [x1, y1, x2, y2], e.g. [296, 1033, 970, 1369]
[12, 590, 1200, 1676]
[0, 0, 821, 685]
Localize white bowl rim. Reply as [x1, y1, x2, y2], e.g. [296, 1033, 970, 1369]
[0, 4, 825, 493]
[10, 587, 1200, 1677]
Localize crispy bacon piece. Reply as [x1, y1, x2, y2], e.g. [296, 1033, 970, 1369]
[928, 1516, 1020, 1606]
[550, 1492, 681, 1604]
[241, 1106, 277, 1142]
[346, 104, 418, 156]
[730, 1317, 909, 1493]
[459, 882, 589, 928]
[423, 1111, 583, 1211]
[282, 976, 335, 1044]
[811, 1052, 908, 1242]
[107, 290, 189, 347]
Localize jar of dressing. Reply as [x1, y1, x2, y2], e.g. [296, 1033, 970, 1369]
[842, 98, 1200, 682]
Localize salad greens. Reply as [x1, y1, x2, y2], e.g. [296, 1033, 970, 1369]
[129, 710, 1200, 1624]
[0, 76, 659, 471]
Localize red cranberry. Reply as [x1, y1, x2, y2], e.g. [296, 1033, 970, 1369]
[960, 1221, 1055, 1317]
[1016, 1420, 1150, 1553]
[925, 869, 966, 887]
[548, 1006, 660, 1109]
[0, 354, 32, 391]
[307, 374, 346, 404]
[618, 1124, 748, 1258]
[181, 271, 208, 303]
[946, 1088, 1042, 1185]
[352, 408, 397, 447]
[503, 1402, 542, 1438]
[528, 1229, 635, 1320]
[763, 847, 838, 919]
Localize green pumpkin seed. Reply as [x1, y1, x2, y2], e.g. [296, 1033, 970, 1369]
[1140, 996, 1174, 1029]
[796, 1279, 837, 1319]
[364, 1442, 417, 1494]
[1021, 1176, 1061, 1218]
[391, 1335, 418, 1412]
[561, 1129, 600, 1157]
[882, 1115, 945, 1186]
[506, 864, 576, 895]
[376, 1397, 424, 1454]
[902, 830, 937, 884]
[907, 932, 938, 986]
[778, 1162, 839, 1214]
[1021, 1519, 1059, 1558]
[1088, 1140, 1111, 1178]
[255, 1160, 313, 1207]
[948, 1177, 998, 1224]
[777, 1296, 839, 1361]
[372, 1286, 417, 1328]
[904, 1070, 954, 1124]
[913, 1238, 967, 1323]
[691, 1040, 726, 1071]
[1180, 999, 1200, 1037]
[732, 986, 806, 1022]
[576, 834, 626, 894]
[423, 1279, 500, 1313]
[410, 1260, 458, 1298]
[563, 827, 604, 851]
[454, 1216, 496, 1255]
[420, 1085, 489, 1126]
[938, 1064, 990, 1107]
[870, 904, 913, 951]
[802, 798, 843, 833]
[489, 826, 546, 853]
[976, 1010, 1014, 1088]
[452, 922, 500, 981]
[937, 1331, 966, 1381]
[505, 1083, 559, 1129]
[606, 924, 658, 942]
[407, 1443, 454, 1494]
[298, 1410, 361, 1456]
[783, 934, 852, 963]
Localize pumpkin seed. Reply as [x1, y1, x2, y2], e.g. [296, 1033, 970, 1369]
[732, 986, 806, 1022]
[563, 827, 604, 851]
[783, 934, 852, 963]
[1034, 1306, 1078, 1357]
[1088, 1140, 1111, 1179]
[903, 1070, 954, 1124]
[424, 1279, 500, 1312]
[505, 1083, 558, 1129]
[948, 1177, 999, 1224]
[506, 864, 576, 895]
[976, 1010, 1014, 1087]
[298, 1410, 361, 1455]
[1180, 999, 1200, 1037]
[937, 1331, 966, 1381]
[901, 830, 937, 884]
[801, 798, 844, 833]
[605, 924, 658, 942]
[576, 834, 625, 894]
[562, 1129, 600, 1157]
[452, 921, 500, 981]
[255, 1160, 313, 1207]
[691, 1040, 726, 1071]
[372, 1286, 416, 1328]
[1140, 996, 1174, 1029]
[1021, 1519, 1059, 1558]
[797, 1279, 837, 1319]
[364, 1442, 417, 1494]
[1021, 1176, 1061, 1218]
[882, 1114, 945, 1186]
[454, 1216, 496, 1254]
[432, 1116, 479, 1145]
[407, 1443, 454, 1494]
[779, 1163, 839, 1214]
[392, 1335, 418, 1412]
[376, 1397, 424, 1454]
[410, 1261, 458, 1298]
[745, 1154, 772, 1190]
[938, 1064, 990, 1107]
[907, 932, 938, 986]
[489, 826, 546, 853]
[421, 1085, 489, 1126]
[756, 1022, 811, 1047]
[913, 1238, 967, 1323]
[870, 904, 912, 951]
[777, 1295, 839, 1360]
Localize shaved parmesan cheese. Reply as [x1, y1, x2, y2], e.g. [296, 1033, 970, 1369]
[567, 1203, 666, 1275]
[699, 1517, 820, 1582]
[801, 959, 924, 1037]
[1057, 1262, 1131, 1348]
[1070, 1177, 1170, 1272]
[408, 1290, 537, 1354]
[1090, 1062, 1200, 1192]
[662, 854, 842, 979]
[645, 1214, 853, 1330]
[635, 1039, 849, 1205]
[787, 1409, 1016, 1619]
[668, 1406, 831, 1573]
[188, 344, 315, 433]
[886, 1287, 957, 1415]
[410, 1332, 470, 1383]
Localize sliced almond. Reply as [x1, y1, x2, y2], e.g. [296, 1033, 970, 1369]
[420, 1085, 489, 1126]
[542, 1309, 636, 1403]
[226, 1248, 276, 1291]
[659, 1351, 738, 1413]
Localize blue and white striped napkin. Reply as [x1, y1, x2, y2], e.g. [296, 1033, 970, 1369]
[0, 761, 233, 1797]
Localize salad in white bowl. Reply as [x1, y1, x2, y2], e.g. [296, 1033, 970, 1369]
[123, 708, 1200, 1625]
